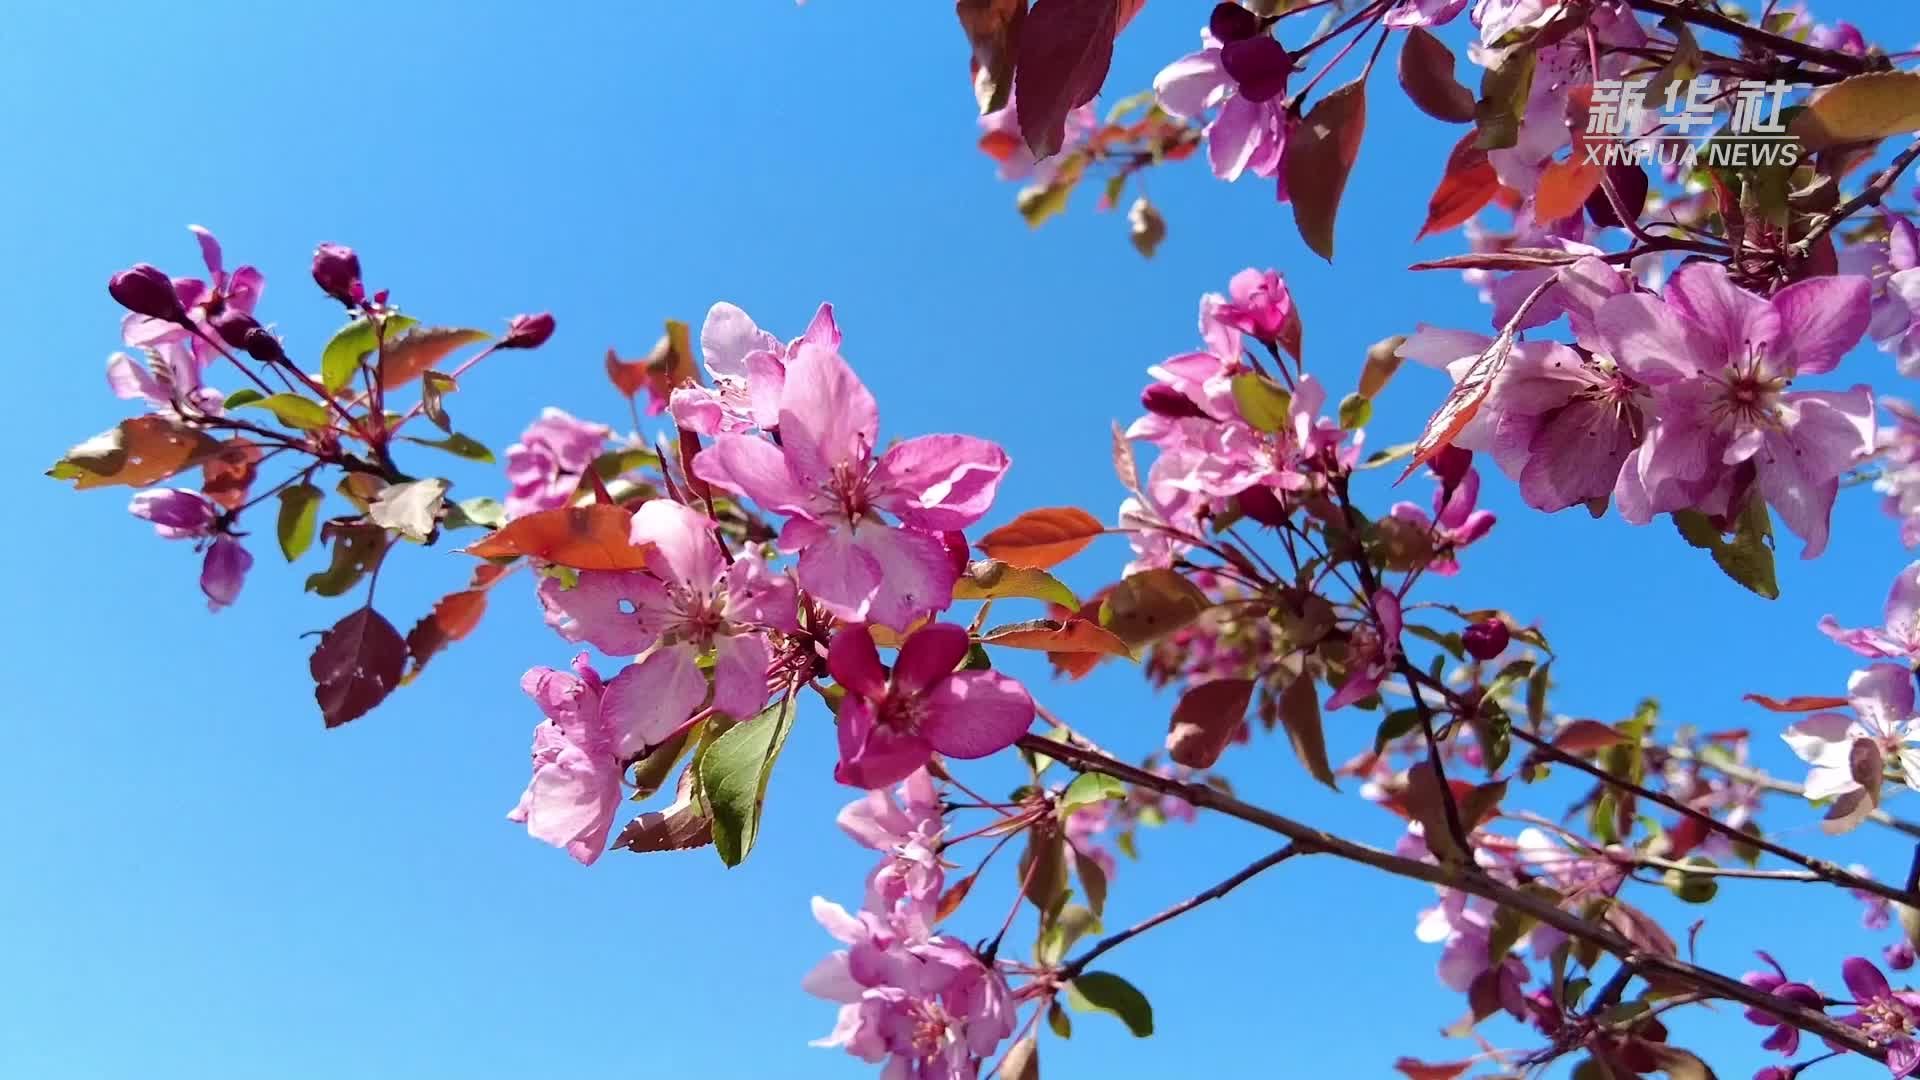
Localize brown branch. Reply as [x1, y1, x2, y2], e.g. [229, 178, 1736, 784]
[1624, 0, 1872, 74]
[1660, 742, 1920, 841]
[1796, 138, 1920, 255]
[1018, 733, 1884, 1061]
[1059, 845, 1301, 979]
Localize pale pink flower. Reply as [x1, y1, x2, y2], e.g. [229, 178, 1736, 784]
[106, 340, 224, 418]
[839, 768, 947, 910]
[507, 655, 622, 865]
[1783, 665, 1920, 834]
[1327, 589, 1403, 710]
[1822, 561, 1920, 661]
[829, 623, 1034, 789]
[669, 300, 839, 435]
[695, 345, 1008, 629]
[1388, 457, 1497, 574]
[503, 408, 609, 519]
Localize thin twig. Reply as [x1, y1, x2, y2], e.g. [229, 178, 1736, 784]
[1059, 845, 1301, 979]
[1625, 0, 1872, 73]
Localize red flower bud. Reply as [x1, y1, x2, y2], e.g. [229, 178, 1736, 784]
[1585, 164, 1649, 229]
[210, 308, 262, 350]
[108, 264, 188, 323]
[1430, 444, 1473, 491]
[1219, 35, 1291, 103]
[311, 243, 364, 306]
[501, 312, 556, 350]
[1236, 485, 1289, 527]
[1141, 382, 1208, 420]
[1462, 619, 1510, 662]
[1208, 2, 1260, 43]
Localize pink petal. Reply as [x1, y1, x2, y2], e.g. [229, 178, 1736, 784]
[537, 570, 670, 655]
[1664, 259, 1778, 360]
[725, 551, 798, 631]
[695, 433, 813, 517]
[601, 646, 707, 757]
[921, 671, 1034, 759]
[827, 624, 889, 700]
[1844, 956, 1893, 1003]
[872, 435, 1011, 531]
[628, 499, 723, 594]
[1152, 48, 1228, 120]
[710, 633, 772, 720]
[188, 224, 223, 280]
[848, 525, 960, 632]
[105, 352, 161, 402]
[1206, 94, 1263, 181]
[700, 302, 778, 381]
[834, 695, 931, 789]
[744, 350, 787, 429]
[1592, 293, 1712, 383]
[1771, 274, 1872, 375]
[778, 344, 879, 491]
[797, 302, 841, 351]
[836, 790, 909, 851]
[1782, 711, 1858, 765]
[799, 528, 884, 624]
[893, 622, 971, 698]
[1850, 664, 1917, 735]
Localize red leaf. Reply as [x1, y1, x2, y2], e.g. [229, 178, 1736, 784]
[404, 589, 489, 682]
[1013, 0, 1119, 158]
[463, 504, 651, 570]
[1417, 133, 1499, 240]
[1744, 693, 1849, 713]
[1166, 678, 1255, 768]
[201, 436, 262, 510]
[1047, 590, 1116, 679]
[978, 506, 1105, 569]
[957, 0, 1026, 114]
[1394, 1059, 1473, 1080]
[1399, 331, 1515, 483]
[1397, 28, 1476, 124]
[980, 617, 1133, 656]
[1554, 719, 1625, 753]
[310, 607, 407, 728]
[1286, 79, 1368, 262]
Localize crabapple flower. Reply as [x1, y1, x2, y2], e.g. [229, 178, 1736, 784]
[121, 226, 267, 366]
[1741, 952, 1825, 1057]
[1877, 399, 1920, 546]
[129, 488, 218, 540]
[1822, 561, 1920, 661]
[107, 341, 225, 418]
[507, 655, 622, 865]
[1153, 15, 1294, 183]
[670, 300, 840, 435]
[695, 344, 1009, 629]
[1385, 0, 1470, 27]
[1595, 262, 1876, 555]
[1857, 216, 1920, 374]
[829, 623, 1034, 789]
[1211, 268, 1301, 355]
[1327, 589, 1402, 710]
[1838, 956, 1920, 1076]
[199, 536, 251, 612]
[503, 408, 610, 519]
[540, 500, 796, 753]
[1415, 889, 1530, 1018]
[839, 768, 947, 910]
[1782, 665, 1920, 834]
[1387, 455, 1496, 574]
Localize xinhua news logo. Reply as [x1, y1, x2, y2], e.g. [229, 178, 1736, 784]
[1583, 76, 1804, 169]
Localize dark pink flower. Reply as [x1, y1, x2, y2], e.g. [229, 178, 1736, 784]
[1327, 589, 1402, 710]
[199, 536, 251, 612]
[501, 311, 555, 350]
[503, 408, 609, 519]
[829, 623, 1033, 789]
[1741, 951, 1825, 1057]
[1838, 956, 1920, 1076]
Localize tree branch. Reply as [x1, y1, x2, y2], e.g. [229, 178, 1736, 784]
[1624, 0, 1873, 74]
[1659, 742, 1920, 841]
[1060, 845, 1301, 979]
[1018, 733, 1885, 1061]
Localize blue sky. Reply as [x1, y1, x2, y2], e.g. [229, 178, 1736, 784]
[6, 3, 1920, 1077]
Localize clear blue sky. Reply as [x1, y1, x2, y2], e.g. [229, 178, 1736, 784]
[5, 3, 1919, 1077]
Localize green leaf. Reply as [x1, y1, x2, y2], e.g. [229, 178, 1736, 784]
[305, 522, 388, 597]
[1790, 72, 1920, 151]
[1374, 708, 1421, 753]
[696, 698, 795, 867]
[953, 559, 1081, 610]
[223, 388, 265, 409]
[1337, 391, 1371, 430]
[276, 483, 323, 562]
[1285, 78, 1367, 262]
[239, 393, 332, 431]
[1017, 174, 1076, 229]
[368, 478, 450, 542]
[1038, 904, 1102, 965]
[1664, 857, 1719, 904]
[1066, 971, 1154, 1037]
[1230, 373, 1292, 433]
[1047, 1000, 1073, 1038]
[320, 314, 419, 393]
[1474, 45, 1537, 150]
[1672, 499, 1778, 599]
[444, 496, 506, 531]
[401, 432, 495, 463]
[1059, 773, 1126, 815]
[421, 371, 456, 432]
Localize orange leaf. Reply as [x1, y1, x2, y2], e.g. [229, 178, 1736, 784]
[1399, 332, 1515, 482]
[1533, 159, 1603, 223]
[1394, 1060, 1473, 1080]
[1744, 693, 1849, 713]
[978, 507, 1105, 569]
[201, 436, 262, 510]
[378, 327, 491, 389]
[463, 505, 651, 570]
[47, 415, 221, 490]
[979, 617, 1132, 656]
[404, 588, 489, 683]
[1553, 719, 1625, 753]
[1417, 132, 1499, 239]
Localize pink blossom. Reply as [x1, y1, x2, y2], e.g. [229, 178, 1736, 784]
[503, 408, 609, 519]
[106, 341, 224, 418]
[199, 536, 251, 612]
[1153, 23, 1294, 183]
[1741, 951, 1826, 1058]
[1878, 399, 1920, 546]
[1838, 957, 1920, 1076]
[507, 655, 622, 865]
[1212, 268, 1301, 354]
[130, 488, 219, 540]
[1783, 665, 1920, 834]
[1385, 0, 1470, 27]
[1326, 589, 1402, 710]
[1594, 262, 1876, 555]
[540, 499, 796, 753]
[1387, 456, 1497, 574]
[1855, 217, 1920, 374]
[1066, 802, 1119, 881]
[1415, 889, 1530, 1018]
[1822, 562, 1920, 661]
[120, 225, 266, 366]
[839, 768, 947, 910]
[694, 345, 1008, 629]
[669, 300, 840, 435]
[829, 623, 1034, 789]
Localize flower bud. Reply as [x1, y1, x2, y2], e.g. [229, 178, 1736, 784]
[1888, 942, 1916, 971]
[210, 308, 262, 350]
[1585, 164, 1649, 229]
[1462, 618, 1509, 662]
[501, 312, 556, 350]
[200, 535, 253, 612]
[1141, 382, 1208, 420]
[1236, 485, 1288, 527]
[1219, 35, 1291, 103]
[1209, 2, 1260, 44]
[109, 264, 188, 322]
[1430, 444, 1474, 491]
[129, 488, 218, 539]
[311, 243, 364, 306]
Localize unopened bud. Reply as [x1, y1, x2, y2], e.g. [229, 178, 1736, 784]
[501, 312, 556, 350]
[1141, 382, 1208, 420]
[108, 264, 188, 322]
[1236, 485, 1288, 528]
[1209, 2, 1260, 43]
[210, 308, 262, 351]
[311, 243, 364, 306]
[1462, 618, 1509, 662]
[1585, 164, 1649, 229]
[1431, 444, 1474, 491]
